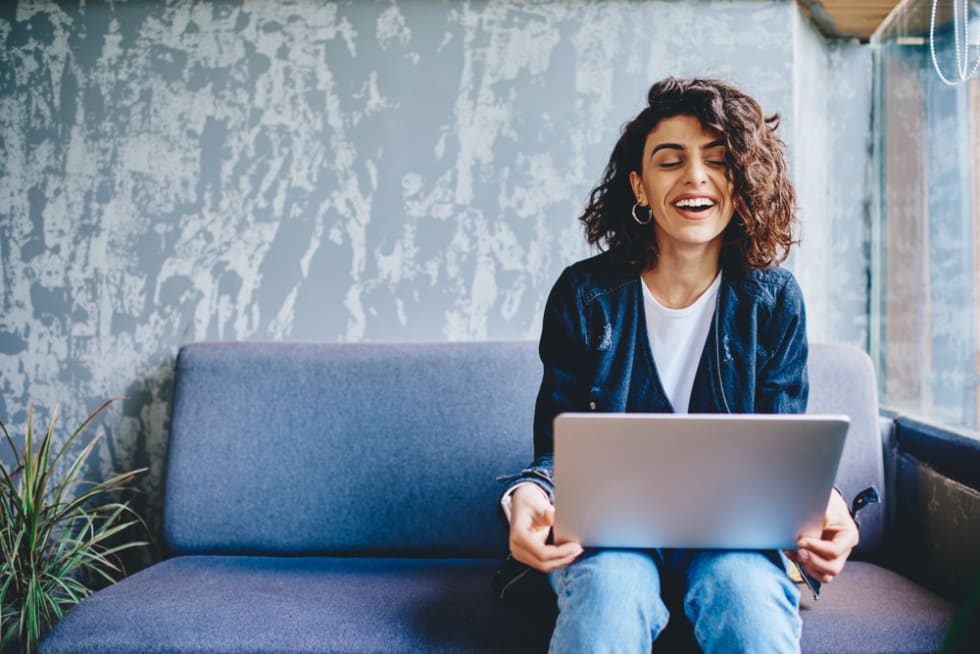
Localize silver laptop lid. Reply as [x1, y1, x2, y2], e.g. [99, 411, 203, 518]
[552, 413, 849, 550]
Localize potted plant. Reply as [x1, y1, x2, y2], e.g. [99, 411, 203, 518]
[0, 399, 148, 654]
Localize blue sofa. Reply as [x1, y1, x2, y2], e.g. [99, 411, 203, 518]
[39, 341, 975, 653]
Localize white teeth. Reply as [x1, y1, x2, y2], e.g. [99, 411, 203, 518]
[675, 197, 715, 208]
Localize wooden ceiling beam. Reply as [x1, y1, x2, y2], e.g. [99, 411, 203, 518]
[796, 0, 904, 41]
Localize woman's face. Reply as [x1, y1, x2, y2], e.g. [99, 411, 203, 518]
[628, 114, 735, 260]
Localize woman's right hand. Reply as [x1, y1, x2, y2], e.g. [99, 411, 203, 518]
[508, 484, 584, 572]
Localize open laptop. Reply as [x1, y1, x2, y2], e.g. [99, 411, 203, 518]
[552, 413, 849, 550]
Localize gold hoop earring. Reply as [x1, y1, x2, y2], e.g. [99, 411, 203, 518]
[632, 202, 652, 225]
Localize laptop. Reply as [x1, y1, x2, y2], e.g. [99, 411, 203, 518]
[552, 413, 849, 550]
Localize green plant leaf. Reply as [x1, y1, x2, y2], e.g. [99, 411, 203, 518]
[0, 415, 21, 471]
[49, 434, 103, 513]
[0, 398, 146, 654]
[42, 573, 85, 608]
[48, 398, 119, 477]
[29, 413, 59, 520]
[0, 462, 27, 524]
[48, 469, 148, 525]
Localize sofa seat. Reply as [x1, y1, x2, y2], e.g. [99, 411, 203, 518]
[799, 561, 954, 654]
[40, 556, 953, 654]
[37, 342, 967, 653]
[38, 556, 554, 654]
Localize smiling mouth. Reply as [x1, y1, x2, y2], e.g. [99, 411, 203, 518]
[673, 197, 717, 213]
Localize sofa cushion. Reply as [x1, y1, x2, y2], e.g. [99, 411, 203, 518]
[165, 342, 886, 559]
[40, 557, 953, 654]
[647, 560, 955, 653]
[798, 561, 954, 654]
[39, 556, 554, 654]
[165, 342, 542, 557]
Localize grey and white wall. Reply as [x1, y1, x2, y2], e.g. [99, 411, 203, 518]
[0, 0, 870, 564]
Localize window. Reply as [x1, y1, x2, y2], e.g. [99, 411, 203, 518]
[871, 3, 980, 432]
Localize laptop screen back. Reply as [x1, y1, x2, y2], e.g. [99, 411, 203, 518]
[552, 413, 849, 550]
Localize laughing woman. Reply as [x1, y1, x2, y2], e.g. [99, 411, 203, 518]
[499, 78, 859, 653]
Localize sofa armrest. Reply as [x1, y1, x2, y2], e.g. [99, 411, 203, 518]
[883, 413, 980, 604]
[894, 417, 980, 490]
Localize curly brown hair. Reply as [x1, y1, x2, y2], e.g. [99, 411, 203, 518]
[581, 77, 798, 271]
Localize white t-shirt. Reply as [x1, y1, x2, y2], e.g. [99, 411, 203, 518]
[640, 272, 721, 413]
[502, 272, 723, 520]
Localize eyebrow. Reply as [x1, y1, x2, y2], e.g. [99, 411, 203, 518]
[650, 139, 726, 157]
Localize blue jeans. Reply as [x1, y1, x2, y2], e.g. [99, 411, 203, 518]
[548, 549, 801, 654]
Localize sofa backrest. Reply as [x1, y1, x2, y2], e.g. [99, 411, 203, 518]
[164, 341, 884, 558]
[164, 341, 540, 557]
[806, 343, 885, 555]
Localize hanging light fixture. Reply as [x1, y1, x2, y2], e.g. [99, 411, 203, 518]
[930, 0, 980, 85]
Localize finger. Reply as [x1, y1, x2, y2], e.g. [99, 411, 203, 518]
[802, 525, 858, 556]
[803, 564, 836, 584]
[517, 550, 580, 573]
[829, 524, 860, 549]
[539, 505, 556, 527]
[513, 505, 553, 532]
[521, 540, 582, 563]
[512, 485, 552, 514]
[510, 524, 581, 562]
[798, 534, 849, 561]
[798, 544, 848, 576]
[538, 550, 582, 572]
[796, 548, 845, 580]
[513, 501, 555, 530]
[512, 541, 583, 572]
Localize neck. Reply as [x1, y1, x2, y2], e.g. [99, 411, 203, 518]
[642, 246, 721, 310]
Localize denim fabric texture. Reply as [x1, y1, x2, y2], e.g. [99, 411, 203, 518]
[501, 248, 809, 502]
[548, 549, 802, 654]
[500, 249, 812, 651]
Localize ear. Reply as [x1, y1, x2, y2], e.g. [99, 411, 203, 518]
[628, 170, 646, 206]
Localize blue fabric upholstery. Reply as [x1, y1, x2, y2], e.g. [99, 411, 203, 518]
[797, 562, 954, 654]
[39, 558, 952, 654]
[164, 341, 885, 557]
[39, 341, 957, 654]
[164, 341, 540, 556]
[39, 556, 554, 654]
[806, 344, 886, 555]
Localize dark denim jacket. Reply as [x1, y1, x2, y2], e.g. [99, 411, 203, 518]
[502, 248, 808, 502]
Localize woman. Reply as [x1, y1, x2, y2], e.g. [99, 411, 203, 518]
[500, 78, 859, 653]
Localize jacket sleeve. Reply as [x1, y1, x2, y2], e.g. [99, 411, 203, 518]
[498, 266, 591, 505]
[754, 272, 820, 596]
[755, 272, 809, 415]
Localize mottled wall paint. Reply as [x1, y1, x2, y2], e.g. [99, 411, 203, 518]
[0, 0, 870, 565]
[792, 10, 871, 346]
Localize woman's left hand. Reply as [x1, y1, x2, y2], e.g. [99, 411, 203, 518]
[785, 490, 859, 584]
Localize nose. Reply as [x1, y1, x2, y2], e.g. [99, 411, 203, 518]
[683, 156, 709, 186]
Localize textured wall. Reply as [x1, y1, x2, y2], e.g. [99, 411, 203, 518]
[791, 10, 871, 346]
[0, 0, 871, 565]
